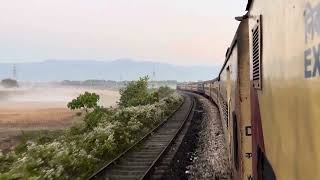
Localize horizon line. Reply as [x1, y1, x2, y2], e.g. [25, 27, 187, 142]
[0, 58, 222, 67]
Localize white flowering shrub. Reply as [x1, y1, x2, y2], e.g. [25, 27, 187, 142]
[0, 90, 182, 179]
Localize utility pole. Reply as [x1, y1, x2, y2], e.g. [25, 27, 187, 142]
[152, 65, 156, 89]
[119, 74, 123, 89]
[13, 64, 17, 80]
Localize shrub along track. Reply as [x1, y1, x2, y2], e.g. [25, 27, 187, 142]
[89, 93, 195, 180]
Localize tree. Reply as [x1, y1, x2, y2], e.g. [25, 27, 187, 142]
[1, 79, 18, 88]
[118, 76, 159, 107]
[67, 92, 100, 113]
[158, 86, 174, 99]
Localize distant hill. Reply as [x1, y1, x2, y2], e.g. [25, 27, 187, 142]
[0, 59, 220, 82]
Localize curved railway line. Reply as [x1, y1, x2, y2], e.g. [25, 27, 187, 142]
[89, 93, 195, 180]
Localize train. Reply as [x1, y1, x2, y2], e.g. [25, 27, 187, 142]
[178, 0, 320, 179]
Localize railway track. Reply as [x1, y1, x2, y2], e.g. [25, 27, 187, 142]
[89, 93, 195, 180]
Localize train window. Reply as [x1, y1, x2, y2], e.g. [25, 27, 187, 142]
[252, 15, 263, 90]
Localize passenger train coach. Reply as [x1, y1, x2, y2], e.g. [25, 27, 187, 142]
[178, 0, 320, 179]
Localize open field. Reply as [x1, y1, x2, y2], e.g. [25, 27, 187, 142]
[0, 85, 120, 152]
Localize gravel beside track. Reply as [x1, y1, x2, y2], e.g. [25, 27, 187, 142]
[165, 93, 231, 180]
[187, 94, 231, 179]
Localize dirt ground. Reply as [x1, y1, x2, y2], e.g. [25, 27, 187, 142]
[0, 86, 120, 152]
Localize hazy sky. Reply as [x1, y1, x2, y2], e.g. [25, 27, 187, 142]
[0, 0, 247, 66]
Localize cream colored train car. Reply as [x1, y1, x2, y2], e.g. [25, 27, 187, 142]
[215, 18, 252, 180]
[245, 0, 320, 179]
[178, 0, 320, 179]
[204, 80, 211, 97]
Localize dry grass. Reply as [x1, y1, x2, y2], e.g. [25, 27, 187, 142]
[0, 108, 73, 124]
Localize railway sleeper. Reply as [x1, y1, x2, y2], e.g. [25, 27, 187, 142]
[132, 151, 159, 155]
[140, 144, 165, 148]
[147, 138, 170, 141]
[156, 129, 177, 133]
[151, 134, 173, 136]
[150, 174, 162, 180]
[146, 141, 169, 144]
[160, 124, 181, 128]
[106, 175, 139, 180]
[109, 170, 145, 176]
[127, 154, 157, 158]
[121, 161, 153, 166]
[115, 165, 149, 171]
[136, 149, 162, 153]
[125, 157, 156, 162]
[144, 143, 167, 146]
[152, 169, 167, 176]
[154, 165, 168, 171]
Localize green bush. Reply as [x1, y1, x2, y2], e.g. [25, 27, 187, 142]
[118, 76, 159, 107]
[67, 92, 100, 113]
[158, 86, 174, 99]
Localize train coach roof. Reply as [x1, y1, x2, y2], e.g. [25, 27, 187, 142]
[213, 2, 250, 81]
[204, 78, 218, 83]
[217, 13, 249, 80]
[217, 23, 240, 79]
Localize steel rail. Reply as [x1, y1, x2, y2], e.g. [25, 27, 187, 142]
[141, 94, 195, 180]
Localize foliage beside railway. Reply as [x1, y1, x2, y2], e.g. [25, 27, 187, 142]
[0, 77, 182, 179]
[118, 76, 159, 107]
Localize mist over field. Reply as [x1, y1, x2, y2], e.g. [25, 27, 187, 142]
[0, 83, 120, 151]
[0, 84, 120, 108]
